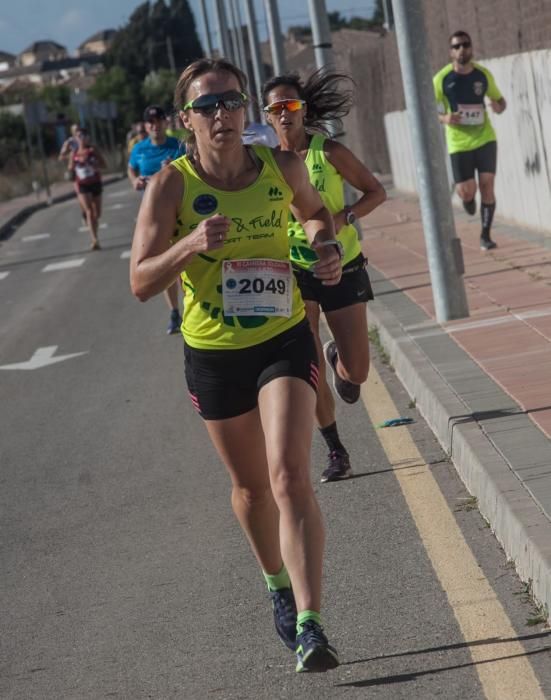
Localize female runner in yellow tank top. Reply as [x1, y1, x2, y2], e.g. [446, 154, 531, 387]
[130, 59, 342, 673]
[262, 70, 386, 483]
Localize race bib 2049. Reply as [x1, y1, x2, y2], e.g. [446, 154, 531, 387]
[222, 259, 292, 317]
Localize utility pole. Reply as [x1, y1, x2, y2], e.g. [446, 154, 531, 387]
[264, 0, 286, 75]
[228, 0, 247, 73]
[198, 0, 213, 57]
[230, 0, 254, 122]
[221, 0, 238, 65]
[212, 0, 231, 59]
[392, 0, 469, 321]
[243, 0, 265, 117]
[307, 0, 335, 73]
[166, 35, 176, 72]
[22, 101, 39, 201]
[307, 0, 359, 219]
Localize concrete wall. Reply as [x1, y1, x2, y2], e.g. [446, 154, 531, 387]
[384, 48, 551, 232]
[285, 30, 391, 175]
[277, 1, 551, 193]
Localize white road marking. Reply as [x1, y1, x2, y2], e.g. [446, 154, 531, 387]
[108, 203, 126, 210]
[78, 223, 108, 232]
[0, 345, 88, 370]
[0, 271, 10, 280]
[120, 250, 131, 259]
[107, 191, 130, 198]
[22, 233, 51, 242]
[43, 258, 85, 272]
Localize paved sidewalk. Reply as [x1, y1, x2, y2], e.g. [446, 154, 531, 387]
[362, 191, 551, 620]
[0, 174, 125, 241]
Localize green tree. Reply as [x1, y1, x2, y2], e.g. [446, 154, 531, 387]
[89, 65, 136, 134]
[104, 0, 202, 123]
[289, 2, 386, 36]
[106, 0, 203, 85]
[142, 68, 179, 111]
[0, 112, 27, 168]
[107, 1, 151, 79]
[39, 85, 71, 117]
[168, 0, 203, 67]
[371, 0, 387, 26]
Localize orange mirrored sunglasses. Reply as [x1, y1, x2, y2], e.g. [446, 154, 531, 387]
[263, 99, 306, 115]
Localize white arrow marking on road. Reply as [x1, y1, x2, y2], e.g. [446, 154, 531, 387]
[120, 250, 131, 259]
[0, 271, 9, 280]
[43, 258, 85, 272]
[0, 345, 88, 370]
[108, 203, 126, 210]
[79, 223, 107, 232]
[22, 233, 51, 241]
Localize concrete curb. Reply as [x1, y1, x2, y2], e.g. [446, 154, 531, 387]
[368, 268, 551, 621]
[0, 174, 126, 242]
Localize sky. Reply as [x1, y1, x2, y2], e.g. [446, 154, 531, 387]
[0, 0, 376, 56]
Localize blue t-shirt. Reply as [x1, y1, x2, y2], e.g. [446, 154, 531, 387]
[128, 136, 184, 176]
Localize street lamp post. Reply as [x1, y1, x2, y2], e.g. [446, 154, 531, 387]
[392, 0, 469, 321]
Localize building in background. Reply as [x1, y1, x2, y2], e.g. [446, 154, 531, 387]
[77, 30, 117, 58]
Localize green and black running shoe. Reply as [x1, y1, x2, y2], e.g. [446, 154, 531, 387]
[270, 588, 297, 650]
[295, 621, 339, 672]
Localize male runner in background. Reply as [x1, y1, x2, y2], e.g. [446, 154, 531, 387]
[433, 30, 506, 250]
[128, 105, 184, 333]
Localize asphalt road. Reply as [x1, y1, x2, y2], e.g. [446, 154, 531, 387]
[1, 180, 550, 699]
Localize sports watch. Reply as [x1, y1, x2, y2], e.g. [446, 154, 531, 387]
[316, 239, 344, 260]
[344, 206, 356, 225]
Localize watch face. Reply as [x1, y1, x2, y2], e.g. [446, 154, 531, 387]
[346, 210, 356, 225]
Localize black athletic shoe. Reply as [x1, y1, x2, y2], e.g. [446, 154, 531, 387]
[321, 449, 353, 483]
[323, 340, 361, 404]
[462, 198, 477, 216]
[270, 588, 297, 650]
[295, 621, 339, 673]
[167, 309, 182, 335]
[480, 235, 497, 251]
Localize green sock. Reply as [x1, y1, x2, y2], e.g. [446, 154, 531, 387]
[297, 610, 321, 635]
[263, 563, 291, 592]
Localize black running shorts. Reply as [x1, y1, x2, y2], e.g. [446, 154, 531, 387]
[184, 319, 318, 420]
[77, 180, 103, 197]
[450, 141, 497, 184]
[292, 253, 374, 312]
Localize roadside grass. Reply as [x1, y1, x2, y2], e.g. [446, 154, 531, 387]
[514, 579, 550, 627]
[0, 150, 123, 201]
[454, 495, 479, 513]
[368, 325, 392, 368]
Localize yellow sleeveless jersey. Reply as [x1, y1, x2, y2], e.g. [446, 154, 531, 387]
[170, 146, 305, 350]
[288, 133, 361, 270]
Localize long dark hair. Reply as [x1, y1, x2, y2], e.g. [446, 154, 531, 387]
[262, 68, 355, 136]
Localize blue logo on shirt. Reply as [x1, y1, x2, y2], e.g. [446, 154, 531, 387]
[193, 194, 218, 215]
[226, 278, 237, 289]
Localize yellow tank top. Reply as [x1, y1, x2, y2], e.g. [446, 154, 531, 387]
[288, 133, 361, 270]
[170, 146, 305, 350]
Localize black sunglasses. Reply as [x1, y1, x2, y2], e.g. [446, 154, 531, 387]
[183, 90, 248, 115]
[450, 41, 471, 50]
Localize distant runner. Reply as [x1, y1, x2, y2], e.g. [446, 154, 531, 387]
[433, 30, 506, 250]
[69, 127, 106, 251]
[128, 105, 185, 334]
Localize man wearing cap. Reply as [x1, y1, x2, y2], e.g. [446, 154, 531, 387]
[128, 105, 185, 334]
